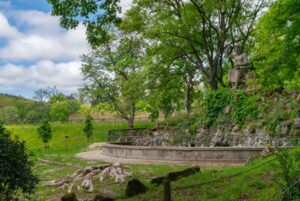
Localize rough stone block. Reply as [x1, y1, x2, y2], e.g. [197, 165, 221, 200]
[61, 192, 78, 201]
[125, 179, 148, 197]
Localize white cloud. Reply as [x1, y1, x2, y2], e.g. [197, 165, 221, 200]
[0, 13, 21, 39]
[120, 0, 133, 15]
[13, 10, 62, 35]
[0, 61, 83, 94]
[0, 10, 89, 62]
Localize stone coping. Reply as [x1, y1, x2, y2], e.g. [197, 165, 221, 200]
[101, 143, 269, 164]
[103, 143, 265, 151]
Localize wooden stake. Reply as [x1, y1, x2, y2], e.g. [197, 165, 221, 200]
[163, 178, 171, 201]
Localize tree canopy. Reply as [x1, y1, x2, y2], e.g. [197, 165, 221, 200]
[48, 0, 300, 125]
[253, 0, 300, 91]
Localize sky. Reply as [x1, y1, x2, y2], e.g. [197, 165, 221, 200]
[0, 0, 132, 99]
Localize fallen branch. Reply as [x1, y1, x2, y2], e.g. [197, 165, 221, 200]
[44, 163, 132, 194]
[151, 166, 201, 185]
[38, 158, 81, 168]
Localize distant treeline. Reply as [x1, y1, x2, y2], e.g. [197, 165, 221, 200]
[0, 94, 50, 124]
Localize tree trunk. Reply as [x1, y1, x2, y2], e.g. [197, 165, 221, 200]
[184, 74, 193, 115]
[127, 102, 135, 129]
[210, 78, 218, 90]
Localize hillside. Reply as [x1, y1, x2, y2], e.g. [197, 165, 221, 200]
[0, 93, 49, 124]
[0, 93, 35, 108]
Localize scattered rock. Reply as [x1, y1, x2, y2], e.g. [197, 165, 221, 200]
[294, 118, 300, 128]
[92, 194, 114, 201]
[297, 93, 300, 102]
[224, 105, 231, 114]
[61, 192, 78, 201]
[125, 179, 148, 197]
[99, 189, 118, 199]
[88, 143, 105, 150]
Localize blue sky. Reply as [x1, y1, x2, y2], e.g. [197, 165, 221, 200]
[0, 0, 132, 99]
[0, 0, 89, 99]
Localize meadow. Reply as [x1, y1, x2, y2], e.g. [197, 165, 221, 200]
[7, 121, 155, 156]
[5, 122, 300, 201]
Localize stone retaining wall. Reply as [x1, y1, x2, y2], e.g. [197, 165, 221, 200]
[102, 143, 264, 163]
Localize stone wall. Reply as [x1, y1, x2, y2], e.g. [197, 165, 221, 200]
[102, 143, 264, 163]
[127, 119, 300, 147]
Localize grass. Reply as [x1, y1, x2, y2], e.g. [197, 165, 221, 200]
[6, 121, 188, 200]
[7, 121, 154, 156]
[5, 122, 300, 201]
[130, 148, 300, 201]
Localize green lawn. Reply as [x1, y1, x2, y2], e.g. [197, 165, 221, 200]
[5, 122, 300, 201]
[130, 148, 300, 201]
[7, 121, 154, 156]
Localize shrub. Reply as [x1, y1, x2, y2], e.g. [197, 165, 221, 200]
[83, 114, 94, 139]
[0, 122, 38, 200]
[37, 118, 52, 147]
[203, 89, 232, 126]
[202, 89, 259, 127]
[232, 91, 259, 126]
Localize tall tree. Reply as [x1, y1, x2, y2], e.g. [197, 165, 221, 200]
[33, 88, 50, 103]
[123, 0, 269, 89]
[81, 34, 146, 129]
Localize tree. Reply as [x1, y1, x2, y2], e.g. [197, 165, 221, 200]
[0, 122, 38, 200]
[37, 118, 52, 148]
[49, 93, 67, 104]
[25, 103, 50, 124]
[123, 0, 269, 89]
[81, 35, 146, 129]
[83, 114, 94, 139]
[49, 100, 81, 122]
[0, 106, 19, 124]
[48, 0, 122, 48]
[33, 88, 50, 103]
[253, 0, 300, 91]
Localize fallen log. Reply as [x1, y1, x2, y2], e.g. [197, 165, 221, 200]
[38, 158, 81, 169]
[151, 166, 201, 185]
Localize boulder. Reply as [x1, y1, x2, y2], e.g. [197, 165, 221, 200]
[224, 105, 232, 114]
[125, 179, 148, 197]
[294, 118, 300, 128]
[92, 194, 114, 201]
[99, 188, 118, 200]
[61, 192, 78, 201]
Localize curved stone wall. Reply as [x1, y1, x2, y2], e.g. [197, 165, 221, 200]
[102, 143, 264, 163]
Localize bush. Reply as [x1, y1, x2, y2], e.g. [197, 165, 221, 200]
[231, 91, 259, 126]
[203, 89, 232, 126]
[202, 89, 259, 127]
[50, 100, 80, 122]
[83, 114, 94, 139]
[37, 118, 52, 147]
[0, 122, 38, 200]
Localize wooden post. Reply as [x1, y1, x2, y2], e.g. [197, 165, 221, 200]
[64, 136, 69, 150]
[163, 178, 171, 201]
